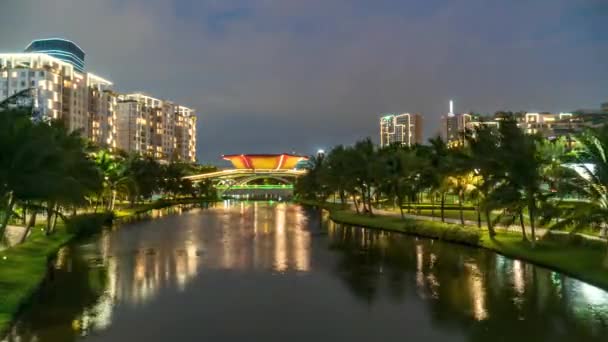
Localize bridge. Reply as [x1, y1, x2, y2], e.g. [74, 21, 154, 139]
[184, 154, 308, 198]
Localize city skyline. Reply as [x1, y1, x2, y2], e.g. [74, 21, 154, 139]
[0, 0, 606, 164]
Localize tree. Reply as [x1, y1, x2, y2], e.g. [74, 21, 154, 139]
[425, 136, 453, 222]
[464, 125, 502, 235]
[552, 126, 608, 266]
[492, 117, 555, 246]
[94, 150, 133, 211]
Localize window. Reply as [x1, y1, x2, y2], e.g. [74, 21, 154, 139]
[31, 80, 35, 86]
[39, 71, 45, 77]
[29, 71, 35, 77]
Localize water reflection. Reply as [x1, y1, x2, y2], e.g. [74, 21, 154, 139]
[4, 202, 608, 342]
[326, 222, 608, 340]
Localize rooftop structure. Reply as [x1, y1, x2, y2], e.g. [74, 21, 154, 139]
[24, 38, 86, 73]
[222, 154, 308, 170]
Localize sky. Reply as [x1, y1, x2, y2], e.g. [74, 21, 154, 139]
[0, 0, 606, 164]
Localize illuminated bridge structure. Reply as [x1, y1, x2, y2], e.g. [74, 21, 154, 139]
[183, 154, 308, 197]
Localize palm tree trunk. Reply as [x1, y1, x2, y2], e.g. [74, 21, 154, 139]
[51, 210, 59, 233]
[529, 197, 537, 248]
[20, 209, 38, 243]
[431, 193, 436, 218]
[0, 192, 16, 245]
[440, 192, 446, 223]
[110, 190, 117, 211]
[485, 208, 495, 237]
[352, 194, 360, 214]
[476, 199, 482, 228]
[22, 204, 27, 226]
[45, 205, 53, 236]
[367, 187, 374, 215]
[458, 193, 464, 225]
[519, 211, 528, 241]
[397, 195, 405, 220]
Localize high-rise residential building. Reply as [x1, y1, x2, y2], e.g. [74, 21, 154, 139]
[380, 113, 423, 147]
[0, 52, 109, 143]
[440, 101, 472, 145]
[0, 53, 64, 119]
[1, 38, 198, 162]
[116, 93, 196, 162]
[175, 105, 197, 163]
[88, 73, 117, 150]
[601, 102, 608, 113]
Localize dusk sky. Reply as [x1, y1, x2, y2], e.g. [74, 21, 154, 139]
[1, 0, 606, 164]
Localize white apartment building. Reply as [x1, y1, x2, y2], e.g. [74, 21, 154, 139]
[0, 53, 116, 147]
[116, 93, 196, 162]
[380, 113, 423, 147]
[0, 53, 68, 121]
[1, 39, 197, 162]
[88, 73, 118, 149]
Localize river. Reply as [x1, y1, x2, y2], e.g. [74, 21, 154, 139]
[3, 202, 608, 341]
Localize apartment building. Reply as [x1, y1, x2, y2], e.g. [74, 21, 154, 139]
[116, 93, 196, 162]
[1, 38, 198, 161]
[380, 113, 423, 147]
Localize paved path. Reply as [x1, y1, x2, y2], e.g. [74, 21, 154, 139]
[371, 208, 607, 242]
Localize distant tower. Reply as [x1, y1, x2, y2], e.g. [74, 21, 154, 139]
[449, 99, 454, 117]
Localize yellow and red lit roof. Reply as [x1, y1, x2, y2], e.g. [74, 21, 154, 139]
[222, 154, 307, 170]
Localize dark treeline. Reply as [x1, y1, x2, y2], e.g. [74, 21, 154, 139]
[296, 115, 608, 258]
[0, 109, 216, 246]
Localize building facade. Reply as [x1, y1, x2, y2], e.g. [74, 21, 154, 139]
[441, 113, 472, 146]
[116, 93, 196, 162]
[380, 113, 423, 147]
[1, 39, 198, 162]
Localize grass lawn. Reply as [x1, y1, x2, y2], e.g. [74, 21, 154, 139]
[326, 208, 608, 291]
[0, 226, 73, 334]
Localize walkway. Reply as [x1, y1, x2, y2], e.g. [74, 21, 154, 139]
[371, 208, 607, 242]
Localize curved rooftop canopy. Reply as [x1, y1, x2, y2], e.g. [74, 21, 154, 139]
[222, 154, 308, 170]
[25, 38, 85, 72]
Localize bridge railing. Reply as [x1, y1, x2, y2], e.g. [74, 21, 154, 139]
[183, 168, 307, 181]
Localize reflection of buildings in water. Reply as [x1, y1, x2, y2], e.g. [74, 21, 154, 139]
[77, 202, 313, 335]
[274, 203, 288, 271]
[512, 260, 525, 296]
[464, 262, 488, 321]
[416, 244, 425, 294]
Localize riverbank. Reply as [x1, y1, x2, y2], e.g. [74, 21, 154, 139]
[0, 227, 73, 333]
[301, 200, 608, 291]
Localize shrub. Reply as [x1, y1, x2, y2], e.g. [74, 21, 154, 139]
[401, 219, 480, 245]
[543, 231, 606, 251]
[66, 212, 114, 237]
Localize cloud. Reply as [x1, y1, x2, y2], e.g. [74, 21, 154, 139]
[1, 0, 606, 163]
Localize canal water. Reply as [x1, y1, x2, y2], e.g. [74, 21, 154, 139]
[3, 202, 608, 341]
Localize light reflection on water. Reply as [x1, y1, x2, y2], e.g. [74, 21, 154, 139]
[3, 202, 608, 342]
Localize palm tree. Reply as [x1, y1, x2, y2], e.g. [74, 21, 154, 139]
[464, 125, 502, 235]
[446, 173, 478, 225]
[426, 136, 453, 223]
[493, 117, 556, 246]
[553, 126, 608, 266]
[94, 150, 133, 211]
[0, 110, 62, 243]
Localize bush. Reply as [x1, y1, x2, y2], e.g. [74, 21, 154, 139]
[542, 231, 606, 251]
[66, 212, 114, 237]
[404, 221, 481, 246]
